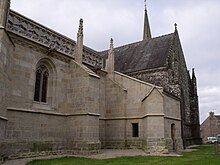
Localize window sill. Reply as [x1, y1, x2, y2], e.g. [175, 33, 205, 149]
[32, 101, 52, 111]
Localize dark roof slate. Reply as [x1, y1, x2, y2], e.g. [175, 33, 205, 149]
[100, 33, 174, 73]
[215, 115, 220, 120]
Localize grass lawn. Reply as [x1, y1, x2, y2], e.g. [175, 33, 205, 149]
[26, 145, 220, 165]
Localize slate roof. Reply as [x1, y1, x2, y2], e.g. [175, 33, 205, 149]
[100, 33, 174, 73]
[215, 115, 220, 120]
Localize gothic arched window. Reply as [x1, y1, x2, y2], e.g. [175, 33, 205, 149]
[34, 64, 49, 103]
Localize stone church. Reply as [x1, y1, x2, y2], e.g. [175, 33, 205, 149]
[0, 0, 201, 161]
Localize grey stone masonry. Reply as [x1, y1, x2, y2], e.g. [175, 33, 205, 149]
[74, 19, 83, 63]
[0, 0, 10, 28]
[0, 1, 201, 163]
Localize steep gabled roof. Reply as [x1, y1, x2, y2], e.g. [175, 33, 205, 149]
[100, 33, 174, 73]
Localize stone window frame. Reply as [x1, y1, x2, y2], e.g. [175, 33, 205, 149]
[32, 58, 57, 110]
[34, 64, 49, 103]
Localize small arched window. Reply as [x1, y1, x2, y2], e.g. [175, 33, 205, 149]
[34, 64, 49, 103]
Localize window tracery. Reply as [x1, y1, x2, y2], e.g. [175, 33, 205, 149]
[34, 64, 49, 103]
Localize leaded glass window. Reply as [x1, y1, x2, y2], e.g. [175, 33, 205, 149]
[34, 64, 49, 102]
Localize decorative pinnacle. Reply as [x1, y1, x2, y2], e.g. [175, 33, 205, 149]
[174, 23, 177, 31]
[192, 68, 195, 78]
[144, 0, 147, 11]
[110, 38, 114, 49]
[78, 18, 83, 36]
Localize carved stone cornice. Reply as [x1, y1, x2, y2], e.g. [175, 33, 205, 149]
[10, 34, 72, 63]
[6, 10, 103, 68]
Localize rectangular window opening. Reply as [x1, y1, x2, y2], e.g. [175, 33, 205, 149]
[132, 123, 139, 137]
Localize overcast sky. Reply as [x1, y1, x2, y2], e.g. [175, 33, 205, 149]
[10, 0, 220, 123]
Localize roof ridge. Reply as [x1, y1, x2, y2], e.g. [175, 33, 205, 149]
[152, 32, 174, 40]
[99, 32, 174, 53]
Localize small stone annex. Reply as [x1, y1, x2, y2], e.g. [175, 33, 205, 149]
[0, 0, 201, 163]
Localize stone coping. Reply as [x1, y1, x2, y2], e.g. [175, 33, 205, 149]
[100, 113, 181, 121]
[6, 107, 180, 121]
[7, 107, 100, 117]
[0, 116, 8, 121]
[115, 71, 163, 89]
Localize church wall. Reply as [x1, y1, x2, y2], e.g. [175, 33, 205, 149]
[142, 89, 164, 138]
[176, 44, 196, 146]
[143, 90, 164, 137]
[114, 71, 182, 153]
[128, 41, 200, 146]
[6, 109, 66, 141]
[86, 76, 100, 114]
[103, 75, 126, 148]
[66, 115, 100, 152]
[99, 119, 106, 148]
[64, 61, 101, 114]
[114, 72, 153, 117]
[163, 94, 181, 119]
[104, 120, 126, 148]
[66, 115, 99, 141]
[0, 119, 5, 140]
[125, 119, 145, 148]
[145, 117, 168, 153]
[0, 119, 7, 161]
[105, 77, 127, 118]
[142, 88, 164, 115]
[163, 94, 182, 152]
[138, 89, 167, 153]
[0, 30, 13, 117]
[5, 108, 67, 159]
[97, 74, 107, 145]
[64, 61, 101, 151]
[0, 0, 199, 160]
[142, 89, 166, 153]
[5, 107, 101, 158]
[66, 63, 89, 113]
[103, 72, 173, 152]
[0, 29, 14, 163]
[7, 43, 37, 109]
[164, 118, 183, 152]
[1, 35, 103, 158]
[129, 69, 180, 99]
[6, 41, 70, 112]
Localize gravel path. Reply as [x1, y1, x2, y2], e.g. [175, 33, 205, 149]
[2, 149, 181, 165]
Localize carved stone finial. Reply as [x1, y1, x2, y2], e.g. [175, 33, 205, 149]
[106, 38, 115, 79]
[144, 0, 147, 11]
[110, 38, 114, 50]
[192, 68, 195, 79]
[78, 18, 83, 36]
[174, 23, 177, 32]
[75, 18, 84, 63]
